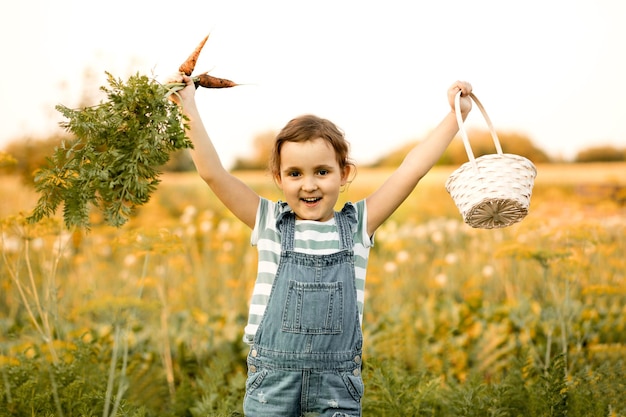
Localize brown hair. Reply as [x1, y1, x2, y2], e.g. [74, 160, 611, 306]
[269, 114, 354, 179]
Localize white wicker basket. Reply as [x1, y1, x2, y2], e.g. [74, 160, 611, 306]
[445, 91, 537, 229]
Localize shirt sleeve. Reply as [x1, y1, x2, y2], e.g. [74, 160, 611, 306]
[354, 199, 374, 248]
[251, 198, 272, 246]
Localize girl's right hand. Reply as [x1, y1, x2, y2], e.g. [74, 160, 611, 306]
[165, 73, 196, 107]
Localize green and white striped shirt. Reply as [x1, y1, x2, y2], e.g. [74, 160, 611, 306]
[243, 198, 373, 345]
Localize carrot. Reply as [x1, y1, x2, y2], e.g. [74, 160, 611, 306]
[194, 72, 238, 89]
[179, 34, 209, 76]
[174, 35, 239, 89]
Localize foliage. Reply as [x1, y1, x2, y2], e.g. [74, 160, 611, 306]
[363, 357, 443, 415]
[0, 151, 17, 168]
[0, 337, 246, 416]
[0, 135, 66, 182]
[26, 72, 192, 229]
[162, 149, 196, 172]
[2, 138, 197, 180]
[0, 340, 137, 417]
[231, 129, 277, 171]
[451, 129, 551, 163]
[372, 129, 551, 168]
[575, 145, 626, 163]
[1, 165, 626, 415]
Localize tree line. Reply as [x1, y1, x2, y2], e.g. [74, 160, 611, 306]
[1, 129, 625, 182]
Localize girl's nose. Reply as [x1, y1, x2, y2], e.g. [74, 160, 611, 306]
[302, 176, 318, 192]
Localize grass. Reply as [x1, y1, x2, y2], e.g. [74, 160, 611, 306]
[1, 162, 625, 416]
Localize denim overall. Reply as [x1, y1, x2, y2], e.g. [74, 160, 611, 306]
[244, 207, 364, 417]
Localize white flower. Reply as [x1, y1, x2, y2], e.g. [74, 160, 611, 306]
[124, 254, 137, 267]
[396, 250, 410, 263]
[431, 230, 444, 244]
[2, 234, 21, 253]
[200, 220, 212, 233]
[383, 261, 397, 273]
[30, 238, 44, 251]
[217, 220, 230, 234]
[444, 253, 459, 264]
[434, 273, 447, 287]
[180, 205, 198, 225]
[482, 265, 495, 278]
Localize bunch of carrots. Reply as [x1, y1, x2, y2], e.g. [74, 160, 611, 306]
[28, 35, 238, 229]
[171, 34, 238, 90]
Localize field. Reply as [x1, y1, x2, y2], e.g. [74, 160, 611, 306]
[1, 163, 625, 416]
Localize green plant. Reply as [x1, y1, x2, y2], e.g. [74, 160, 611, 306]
[27, 72, 193, 229]
[3, 166, 626, 416]
[363, 357, 442, 416]
[536, 353, 569, 417]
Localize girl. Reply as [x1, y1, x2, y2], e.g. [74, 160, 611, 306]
[169, 75, 472, 416]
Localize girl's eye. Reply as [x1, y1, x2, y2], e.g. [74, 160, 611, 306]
[318, 169, 329, 176]
[287, 171, 301, 177]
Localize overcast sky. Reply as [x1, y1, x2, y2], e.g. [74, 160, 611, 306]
[1, 0, 624, 166]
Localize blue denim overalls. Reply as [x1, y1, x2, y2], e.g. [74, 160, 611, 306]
[244, 206, 364, 417]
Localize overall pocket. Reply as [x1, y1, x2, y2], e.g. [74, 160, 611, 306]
[341, 370, 364, 403]
[245, 367, 268, 395]
[281, 280, 343, 334]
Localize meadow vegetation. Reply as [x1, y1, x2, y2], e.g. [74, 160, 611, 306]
[1, 163, 625, 416]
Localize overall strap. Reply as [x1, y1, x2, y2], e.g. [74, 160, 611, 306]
[279, 212, 296, 252]
[334, 207, 356, 251]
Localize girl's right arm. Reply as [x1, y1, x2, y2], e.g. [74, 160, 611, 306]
[172, 75, 260, 229]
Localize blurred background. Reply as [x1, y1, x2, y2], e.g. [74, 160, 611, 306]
[1, 0, 625, 174]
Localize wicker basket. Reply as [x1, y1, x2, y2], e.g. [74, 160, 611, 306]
[445, 92, 537, 229]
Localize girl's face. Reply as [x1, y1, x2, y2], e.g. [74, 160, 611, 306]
[276, 138, 349, 222]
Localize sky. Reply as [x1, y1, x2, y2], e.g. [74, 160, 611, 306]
[1, 0, 625, 167]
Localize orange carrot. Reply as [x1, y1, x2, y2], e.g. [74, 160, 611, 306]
[179, 34, 209, 76]
[194, 72, 238, 89]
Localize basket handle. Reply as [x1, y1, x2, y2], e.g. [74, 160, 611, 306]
[454, 91, 503, 170]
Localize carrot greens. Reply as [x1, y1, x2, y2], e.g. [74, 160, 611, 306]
[28, 72, 192, 229]
[27, 35, 238, 229]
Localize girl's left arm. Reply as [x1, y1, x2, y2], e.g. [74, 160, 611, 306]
[365, 81, 472, 236]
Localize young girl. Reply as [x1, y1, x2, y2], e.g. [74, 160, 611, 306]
[169, 75, 472, 416]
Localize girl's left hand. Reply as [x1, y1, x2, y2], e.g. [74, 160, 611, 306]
[448, 81, 473, 117]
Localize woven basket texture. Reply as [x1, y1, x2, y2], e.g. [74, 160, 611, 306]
[445, 153, 537, 228]
[446, 91, 537, 229]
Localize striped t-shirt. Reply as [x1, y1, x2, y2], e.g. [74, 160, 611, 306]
[243, 198, 373, 345]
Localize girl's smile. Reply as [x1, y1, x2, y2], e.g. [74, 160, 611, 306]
[276, 138, 349, 222]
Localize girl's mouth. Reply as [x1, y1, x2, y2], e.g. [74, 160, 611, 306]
[301, 197, 322, 205]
